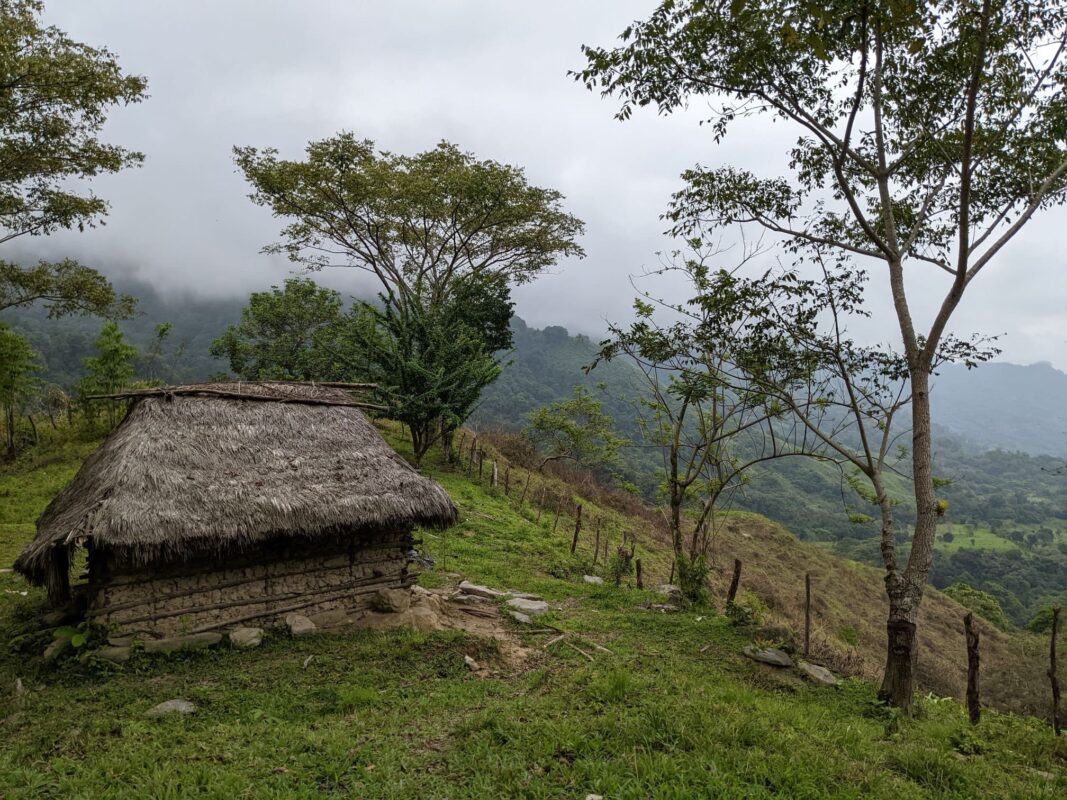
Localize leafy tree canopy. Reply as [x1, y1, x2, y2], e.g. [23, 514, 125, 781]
[234, 134, 586, 311]
[341, 290, 506, 467]
[943, 580, 1010, 630]
[209, 278, 346, 381]
[0, 258, 134, 317]
[0, 0, 144, 320]
[525, 385, 626, 471]
[0, 0, 148, 243]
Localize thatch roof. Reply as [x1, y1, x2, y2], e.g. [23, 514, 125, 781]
[15, 382, 457, 586]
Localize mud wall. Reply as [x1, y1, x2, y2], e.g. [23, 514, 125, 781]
[86, 528, 413, 636]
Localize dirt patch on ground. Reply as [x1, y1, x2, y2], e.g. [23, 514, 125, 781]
[328, 587, 538, 671]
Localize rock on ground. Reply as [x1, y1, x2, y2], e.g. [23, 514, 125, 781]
[464, 655, 480, 671]
[458, 581, 505, 599]
[229, 627, 263, 648]
[742, 644, 793, 667]
[583, 575, 604, 585]
[506, 597, 550, 616]
[96, 646, 131, 663]
[145, 698, 196, 717]
[507, 591, 543, 600]
[645, 603, 680, 613]
[797, 660, 838, 686]
[284, 613, 316, 636]
[508, 611, 533, 624]
[43, 638, 70, 661]
[143, 632, 222, 654]
[372, 587, 412, 613]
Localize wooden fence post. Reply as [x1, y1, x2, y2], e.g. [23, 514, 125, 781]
[804, 573, 812, 658]
[552, 496, 564, 533]
[490, 460, 498, 489]
[536, 487, 546, 524]
[1051, 607, 1062, 736]
[519, 474, 530, 505]
[503, 465, 510, 495]
[570, 504, 583, 554]
[636, 558, 644, 589]
[592, 519, 601, 566]
[726, 559, 742, 606]
[478, 450, 485, 479]
[964, 612, 981, 725]
[467, 436, 477, 475]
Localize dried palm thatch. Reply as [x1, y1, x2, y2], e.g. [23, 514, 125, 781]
[14, 382, 457, 589]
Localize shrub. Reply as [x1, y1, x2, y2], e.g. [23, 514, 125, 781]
[675, 554, 710, 606]
[725, 590, 766, 627]
[837, 624, 859, 646]
[607, 546, 633, 586]
[1026, 606, 1056, 634]
[942, 581, 1010, 630]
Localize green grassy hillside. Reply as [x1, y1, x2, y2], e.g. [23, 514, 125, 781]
[1, 427, 1065, 799]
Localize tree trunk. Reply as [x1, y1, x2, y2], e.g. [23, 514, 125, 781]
[879, 575, 922, 713]
[879, 367, 938, 711]
[4, 404, 15, 460]
[440, 421, 455, 464]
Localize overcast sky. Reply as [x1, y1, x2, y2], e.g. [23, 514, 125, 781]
[19, 1, 1067, 369]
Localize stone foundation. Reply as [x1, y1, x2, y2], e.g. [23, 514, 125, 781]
[86, 528, 413, 637]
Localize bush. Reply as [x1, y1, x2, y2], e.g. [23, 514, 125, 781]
[1026, 606, 1056, 634]
[942, 581, 1010, 630]
[607, 546, 634, 586]
[725, 590, 767, 627]
[837, 624, 859, 646]
[675, 554, 710, 606]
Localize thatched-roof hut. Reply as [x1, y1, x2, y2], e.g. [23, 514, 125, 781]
[14, 382, 457, 636]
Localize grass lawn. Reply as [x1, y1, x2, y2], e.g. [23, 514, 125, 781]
[1, 429, 1065, 799]
[933, 523, 1020, 554]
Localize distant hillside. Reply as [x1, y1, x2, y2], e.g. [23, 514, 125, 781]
[931, 361, 1067, 458]
[476, 319, 1067, 626]
[1, 277, 239, 386]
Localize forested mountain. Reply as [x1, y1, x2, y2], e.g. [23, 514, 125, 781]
[474, 319, 1067, 626]
[931, 361, 1067, 458]
[2, 278, 240, 386]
